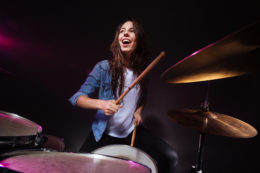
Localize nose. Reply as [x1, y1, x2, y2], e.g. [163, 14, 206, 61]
[123, 31, 129, 36]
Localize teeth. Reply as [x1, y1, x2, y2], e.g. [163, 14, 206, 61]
[122, 39, 131, 44]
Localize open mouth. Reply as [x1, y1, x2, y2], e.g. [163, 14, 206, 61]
[122, 39, 131, 44]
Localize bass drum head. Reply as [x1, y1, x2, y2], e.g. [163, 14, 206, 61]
[92, 144, 158, 173]
[0, 150, 151, 173]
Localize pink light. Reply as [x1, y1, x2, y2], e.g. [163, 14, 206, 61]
[127, 160, 141, 167]
[0, 162, 9, 168]
[0, 33, 15, 48]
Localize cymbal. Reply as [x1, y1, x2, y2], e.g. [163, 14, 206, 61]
[0, 151, 151, 173]
[167, 108, 257, 138]
[161, 21, 260, 83]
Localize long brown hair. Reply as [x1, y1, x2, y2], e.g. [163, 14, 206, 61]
[109, 17, 148, 99]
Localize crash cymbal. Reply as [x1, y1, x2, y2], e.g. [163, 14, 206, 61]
[167, 108, 257, 138]
[161, 21, 260, 83]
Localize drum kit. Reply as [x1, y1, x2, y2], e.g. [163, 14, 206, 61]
[0, 20, 259, 173]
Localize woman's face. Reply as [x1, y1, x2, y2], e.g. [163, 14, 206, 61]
[118, 21, 137, 57]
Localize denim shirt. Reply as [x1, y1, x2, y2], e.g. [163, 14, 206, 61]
[69, 60, 145, 141]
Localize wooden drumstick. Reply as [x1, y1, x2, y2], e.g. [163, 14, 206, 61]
[130, 125, 137, 147]
[115, 51, 166, 146]
[115, 51, 165, 105]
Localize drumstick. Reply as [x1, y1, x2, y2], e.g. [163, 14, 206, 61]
[115, 51, 166, 147]
[130, 125, 137, 147]
[115, 51, 165, 105]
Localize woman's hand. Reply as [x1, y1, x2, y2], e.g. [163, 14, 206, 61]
[134, 112, 143, 125]
[100, 100, 122, 116]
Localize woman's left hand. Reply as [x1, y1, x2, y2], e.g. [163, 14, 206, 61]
[134, 113, 143, 125]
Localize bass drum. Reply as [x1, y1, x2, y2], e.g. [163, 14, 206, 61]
[0, 110, 42, 150]
[0, 150, 151, 173]
[92, 144, 158, 173]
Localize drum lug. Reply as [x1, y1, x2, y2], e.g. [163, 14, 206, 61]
[34, 133, 44, 147]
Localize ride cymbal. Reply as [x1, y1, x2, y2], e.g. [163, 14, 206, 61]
[167, 108, 257, 138]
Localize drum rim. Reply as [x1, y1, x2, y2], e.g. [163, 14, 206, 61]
[0, 150, 152, 172]
[92, 144, 156, 162]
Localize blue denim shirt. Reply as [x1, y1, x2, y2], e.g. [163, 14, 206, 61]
[69, 60, 145, 141]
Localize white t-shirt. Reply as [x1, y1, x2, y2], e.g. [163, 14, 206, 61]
[106, 68, 140, 138]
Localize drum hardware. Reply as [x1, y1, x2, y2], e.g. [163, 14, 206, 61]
[160, 21, 259, 172]
[167, 82, 257, 173]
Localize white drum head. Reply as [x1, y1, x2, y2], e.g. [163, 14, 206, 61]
[92, 144, 158, 173]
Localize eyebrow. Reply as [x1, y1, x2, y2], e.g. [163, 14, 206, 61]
[120, 27, 134, 30]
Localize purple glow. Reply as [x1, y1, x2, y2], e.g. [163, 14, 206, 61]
[0, 162, 9, 168]
[127, 160, 142, 168]
[0, 33, 15, 48]
[0, 31, 31, 56]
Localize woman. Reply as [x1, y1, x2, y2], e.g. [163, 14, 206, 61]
[69, 17, 178, 173]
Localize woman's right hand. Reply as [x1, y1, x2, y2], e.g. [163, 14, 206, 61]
[100, 100, 122, 116]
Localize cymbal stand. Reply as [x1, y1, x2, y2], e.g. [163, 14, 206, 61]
[190, 81, 210, 173]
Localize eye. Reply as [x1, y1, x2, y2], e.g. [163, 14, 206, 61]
[129, 28, 135, 32]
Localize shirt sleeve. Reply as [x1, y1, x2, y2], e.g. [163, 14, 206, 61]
[69, 62, 102, 106]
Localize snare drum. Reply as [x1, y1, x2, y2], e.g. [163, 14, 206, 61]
[0, 111, 42, 149]
[0, 150, 151, 173]
[92, 144, 158, 173]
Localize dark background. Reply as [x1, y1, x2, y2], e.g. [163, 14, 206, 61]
[0, 0, 259, 172]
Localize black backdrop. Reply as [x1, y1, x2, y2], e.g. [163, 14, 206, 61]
[0, 1, 259, 172]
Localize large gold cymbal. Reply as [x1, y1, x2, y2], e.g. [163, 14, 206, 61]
[161, 21, 260, 83]
[167, 108, 257, 138]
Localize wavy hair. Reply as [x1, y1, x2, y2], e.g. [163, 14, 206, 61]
[109, 17, 149, 99]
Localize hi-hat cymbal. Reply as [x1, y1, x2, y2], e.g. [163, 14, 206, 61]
[161, 21, 260, 83]
[167, 108, 257, 138]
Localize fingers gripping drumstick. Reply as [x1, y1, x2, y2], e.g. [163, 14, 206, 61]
[114, 51, 166, 147]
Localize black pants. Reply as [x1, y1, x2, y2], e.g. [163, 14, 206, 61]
[80, 125, 178, 173]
